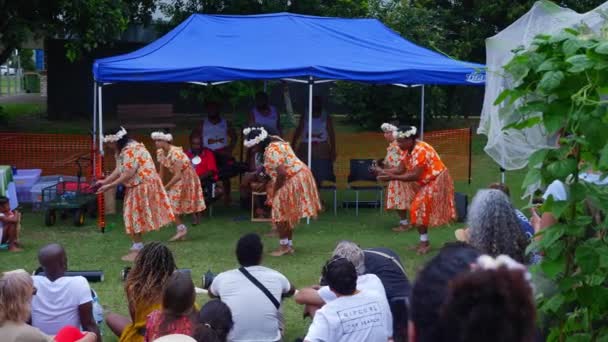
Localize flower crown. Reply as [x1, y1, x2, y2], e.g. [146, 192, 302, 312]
[150, 131, 173, 142]
[103, 127, 127, 143]
[381, 123, 398, 133]
[393, 126, 417, 139]
[473, 255, 532, 285]
[243, 127, 269, 148]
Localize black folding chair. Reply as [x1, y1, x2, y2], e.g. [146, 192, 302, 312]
[346, 159, 384, 216]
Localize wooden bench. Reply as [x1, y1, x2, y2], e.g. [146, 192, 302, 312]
[116, 104, 176, 130]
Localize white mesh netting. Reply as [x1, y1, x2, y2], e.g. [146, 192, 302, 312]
[479, 0, 608, 172]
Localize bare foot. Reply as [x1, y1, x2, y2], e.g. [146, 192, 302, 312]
[392, 225, 412, 232]
[9, 246, 23, 252]
[169, 229, 188, 242]
[121, 250, 139, 262]
[270, 247, 291, 257]
[192, 214, 200, 226]
[416, 242, 431, 255]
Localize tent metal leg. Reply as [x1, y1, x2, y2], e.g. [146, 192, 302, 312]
[97, 84, 104, 156]
[92, 82, 97, 173]
[307, 76, 314, 225]
[355, 191, 359, 217]
[420, 85, 425, 140]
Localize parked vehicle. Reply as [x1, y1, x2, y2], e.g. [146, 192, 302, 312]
[0, 65, 16, 75]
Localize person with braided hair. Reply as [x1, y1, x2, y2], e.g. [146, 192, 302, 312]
[152, 130, 206, 242]
[243, 126, 321, 256]
[106, 242, 177, 342]
[194, 300, 234, 342]
[378, 125, 456, 255]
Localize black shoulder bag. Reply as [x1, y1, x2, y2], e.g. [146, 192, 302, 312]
[239, 267, 281, 310]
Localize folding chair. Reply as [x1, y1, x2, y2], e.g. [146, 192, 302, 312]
[346, 159, 384, 216]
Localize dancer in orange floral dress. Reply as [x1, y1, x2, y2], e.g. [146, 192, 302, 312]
[374, 123, 419, 232]
[152, 131, 206, 242]
[378, 125, 456, 254]
[96, 127, 175, 261]
[243, 126, 321, 256]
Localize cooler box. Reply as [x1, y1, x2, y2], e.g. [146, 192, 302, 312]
[14, 169, 42, 203]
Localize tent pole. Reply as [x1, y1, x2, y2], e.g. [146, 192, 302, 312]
[98, 84, 104, 156]
[264, 80, 267, 92]
[420, 85, 425, 140]
[92, 82, 97, 173]
[307, 76, 314, 225]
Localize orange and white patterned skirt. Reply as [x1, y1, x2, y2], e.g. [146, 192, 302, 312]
[271, 167, 321, 229]
[385, 180, 419, 211]
[410, 170, 456, 228]
[123, 177, 175, 235]
[167, 167, 206, 215]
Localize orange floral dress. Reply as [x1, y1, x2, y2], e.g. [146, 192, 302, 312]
[117, 142, 174, 235]
[157, 147, 206, 215]
[402, 141, 455, 227]
[384, 141, 419, 211]
[264, 141, 321, 229]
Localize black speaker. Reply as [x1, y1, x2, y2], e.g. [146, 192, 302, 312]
[455, 192, 468, 223]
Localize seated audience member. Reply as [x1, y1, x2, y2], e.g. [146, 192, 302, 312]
[197, 100, 237, 205]
[291, 96, 337, 187]
[194, 300, 234, 342]
[296, 241, 406, 341]
[303, 257, 393, 342]
[106, 242, 177, 342]
[0, 270, 52, 342]
[437, 255, 536, 342]
[0, 196, 22, 252]
[31, 244, 100, 339]
[487, 183, 535, 238]
[455, 189, 529, 264]
[249, 91, 282, 137]
[209, 233, 295, 342]
[145, 271, 198, 341]
[185, 134, 220, 224]
[409, 242, 481, 342]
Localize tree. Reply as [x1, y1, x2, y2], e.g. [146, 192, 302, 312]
[0, 0, 158, 65]
[497, 25, 608, 340]
[19, 49, 36, 71]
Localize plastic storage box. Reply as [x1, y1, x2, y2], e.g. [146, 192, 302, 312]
[13, 169, 42, 189]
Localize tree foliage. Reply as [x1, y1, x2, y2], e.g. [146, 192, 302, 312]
[497, 24, 608, 340]
[0, 0, 157, 64]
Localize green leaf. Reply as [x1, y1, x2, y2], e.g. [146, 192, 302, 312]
[575, 244, 600, 274]
[493, 89, 511, 105]
[599, 144, 608, 170]
[566, 334, 592, 342]
[537, 71, 564, 92]
[537, 58, 558, 72]
[538, 223, 567, 248]
[563, 39, 581, 56]
[543, 110, 565, 134]
[546, 158, 577, 179]
[529, 149, 548, 167]
[541, 293, 564, 314]
[541, 257, 565, 279]
[517, 101, 546, 115]
[566, 54, 595, 73]
[503, 116, 542, 131]
[569, 182, 587, 203]
[595, 42, 608, 55]
[549, 31, 576, 43]
[522, 168, 542, 189]
[545, 240, 566, 260]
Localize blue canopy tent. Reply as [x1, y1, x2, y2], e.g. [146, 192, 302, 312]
[92, 12, 485, 172]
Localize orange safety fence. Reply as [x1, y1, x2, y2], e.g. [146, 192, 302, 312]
[0, 128, 471, 190]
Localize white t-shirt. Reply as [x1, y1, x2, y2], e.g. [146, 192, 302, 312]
[31, 275, 93, 335]
[304, 290, 393, 342]
[210, 266, 291, 342]
[543, 172, 608, 202]
[317, 274, 387, 304]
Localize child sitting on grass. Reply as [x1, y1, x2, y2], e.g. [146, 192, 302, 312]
[0, 196, 22, 252]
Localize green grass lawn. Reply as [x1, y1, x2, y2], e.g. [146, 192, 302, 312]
[0, 134, 528, 341]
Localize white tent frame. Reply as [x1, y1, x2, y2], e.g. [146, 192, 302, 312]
[92, 77, 427, 224]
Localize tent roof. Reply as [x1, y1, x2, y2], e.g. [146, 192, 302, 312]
[93, 12, 485, 85]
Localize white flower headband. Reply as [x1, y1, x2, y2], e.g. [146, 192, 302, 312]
[151, 131, 173, 142]
[103, 127, 127, 143]
[381, 123, 398, 133]
[393, 126, 417, 139]
[473, 255, 532, 286]
[243, 127, 269, 148]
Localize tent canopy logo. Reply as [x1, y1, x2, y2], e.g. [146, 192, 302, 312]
[466, 72, 485, 84]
